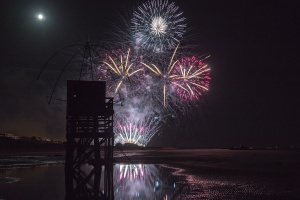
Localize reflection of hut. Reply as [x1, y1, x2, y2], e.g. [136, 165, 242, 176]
[0, 132, 20, 140]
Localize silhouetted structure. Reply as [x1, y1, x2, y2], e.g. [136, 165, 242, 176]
[65, 81, 114, 200]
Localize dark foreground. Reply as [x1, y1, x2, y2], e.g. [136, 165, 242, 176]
[1, 149, 300, 199]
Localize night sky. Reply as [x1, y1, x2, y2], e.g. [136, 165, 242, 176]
[0, 0, 299, 148]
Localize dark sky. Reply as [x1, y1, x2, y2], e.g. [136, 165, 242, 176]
[0, 0, 300, 147]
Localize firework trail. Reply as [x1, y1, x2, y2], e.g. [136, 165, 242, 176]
[141, 44, 180, 107]
[100, 47, 144, 99]
[108, 43, 210, 146]
[114, 109, 160, 146]
[141, 44, 210, 108]
[169, 55, 211, 101]
[131, 0, 186, 52]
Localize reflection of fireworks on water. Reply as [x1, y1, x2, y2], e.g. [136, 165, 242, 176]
[131, 0, 186, 52]
[114, 164, 175, 199]
[118, 164, 145, 180]
[114, 114, 160, 147]
[114, 164, 157, 199]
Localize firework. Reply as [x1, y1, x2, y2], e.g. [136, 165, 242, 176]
[115, 117, 159, 146]
[39, 1, 212, 147]
[131, 0, 186, 52]
[141, 44, 211, 108]
[101, 48, 144, 98]
[169, 56, 210, 100]
[114, 116, 160, 147]
[141, 44, 180, 107]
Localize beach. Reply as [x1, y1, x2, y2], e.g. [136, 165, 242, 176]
[1, 149, 300, 199]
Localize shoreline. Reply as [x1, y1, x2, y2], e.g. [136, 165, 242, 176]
[0, 148, 299, 173]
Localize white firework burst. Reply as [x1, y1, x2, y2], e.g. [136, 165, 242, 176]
[131, 0, 186, 52]
[151, 16, 168, 36]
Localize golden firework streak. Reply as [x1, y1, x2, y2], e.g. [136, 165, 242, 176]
[104, 48, 143, 93]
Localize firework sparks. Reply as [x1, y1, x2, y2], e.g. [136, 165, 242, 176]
[151, 16, 168, 36]
[141, 44, 180, 106]
[40, 1, 213, 148]
[131, 0, 186, 52]
[114, 114, 160, 147]
[103, 48, 143, 94]
[141, 44, 211, 107]
[170, 56, 211, 100]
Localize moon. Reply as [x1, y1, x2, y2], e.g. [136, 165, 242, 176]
[37, 14, 44, 20]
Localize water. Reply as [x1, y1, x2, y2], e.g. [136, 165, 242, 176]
[0, 154, 65, 200]
[1, 150, 300, 199]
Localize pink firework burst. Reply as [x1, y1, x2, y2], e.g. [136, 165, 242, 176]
[170, 56, 210, 101]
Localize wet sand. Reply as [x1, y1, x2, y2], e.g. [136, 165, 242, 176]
[1, 149, 300, 199]
[116, 148, 300, 199]
[116, 148, 300, 172]
[2, 148, 300, 174]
